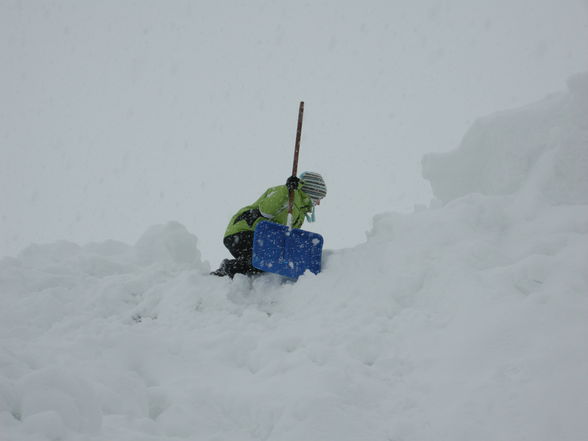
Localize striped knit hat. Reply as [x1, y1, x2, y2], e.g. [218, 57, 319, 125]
[299, 172, 327, 201]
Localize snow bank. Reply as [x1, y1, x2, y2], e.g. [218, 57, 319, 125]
[1, 75, 588, 441]
[423, 71, 588, 205]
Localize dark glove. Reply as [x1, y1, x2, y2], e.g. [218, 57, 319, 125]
[286, 176, 300, 191]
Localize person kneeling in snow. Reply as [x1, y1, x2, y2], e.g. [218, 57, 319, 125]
[211, 172, 327, 278]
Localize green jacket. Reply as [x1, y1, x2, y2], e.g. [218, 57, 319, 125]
[224, 185, 314, 238]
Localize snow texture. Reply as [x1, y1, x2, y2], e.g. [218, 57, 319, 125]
[1, 75, 588, 440]
[423, 72, 588, 205]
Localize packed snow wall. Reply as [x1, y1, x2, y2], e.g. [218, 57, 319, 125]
[422, 72, 588, 205]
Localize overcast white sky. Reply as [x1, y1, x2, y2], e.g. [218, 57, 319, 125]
[2, 0, 588, 265]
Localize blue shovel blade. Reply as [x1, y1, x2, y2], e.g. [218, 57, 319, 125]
[252, 221, 324, 279]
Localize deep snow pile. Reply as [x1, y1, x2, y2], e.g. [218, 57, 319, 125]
[1, 74, 588, 441]
[422, 72, 588, 205]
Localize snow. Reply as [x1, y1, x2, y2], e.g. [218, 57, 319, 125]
[3, 1, 588, 264]
[1, 74, 588, 440]
[422, 71, 588, 205]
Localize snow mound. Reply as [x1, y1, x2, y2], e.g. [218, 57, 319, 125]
[1, 75, 588, 440]
[423, 71, 588, 205]
[134, 221, 203, 267]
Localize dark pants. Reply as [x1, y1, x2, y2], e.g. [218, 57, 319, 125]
[221, 231, 263, 278]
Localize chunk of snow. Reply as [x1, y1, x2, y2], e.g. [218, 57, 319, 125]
[134, 221, 204, 269]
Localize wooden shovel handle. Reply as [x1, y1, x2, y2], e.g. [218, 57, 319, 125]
[292, 101, 304, 177]
[288, 102, 304, 227]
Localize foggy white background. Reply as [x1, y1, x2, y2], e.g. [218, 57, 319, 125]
[2, 0, 587, 266]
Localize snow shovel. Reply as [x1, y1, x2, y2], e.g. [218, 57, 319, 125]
[252, 102, 325, 278]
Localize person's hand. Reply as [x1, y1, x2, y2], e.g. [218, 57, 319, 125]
[286, 176, 299, 191]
